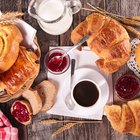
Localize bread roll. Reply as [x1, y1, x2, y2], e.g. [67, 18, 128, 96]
[0, 25, 23, 73]
[22, 89, 42, 115]
[71, 13, 131, 73]
[0, 46, 40, 94]
[34, 80, 57, 112]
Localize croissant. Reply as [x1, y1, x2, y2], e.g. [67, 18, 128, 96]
[0, 46, 40, 94]
[105, 98, 140, 136]
[71, 13, 131, 73]
[0, 25, 23, 73]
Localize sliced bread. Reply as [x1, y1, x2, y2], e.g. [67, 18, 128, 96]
[34, 80, 57, 112]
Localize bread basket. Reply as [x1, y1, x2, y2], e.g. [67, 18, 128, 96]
[0, 21, 41, 103]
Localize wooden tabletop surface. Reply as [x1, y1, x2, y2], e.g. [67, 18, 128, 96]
[0, 0, 140, 140]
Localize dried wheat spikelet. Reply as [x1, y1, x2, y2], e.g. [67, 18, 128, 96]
[52, 123, 78, 137]
[123, 25, 140, 37]
[0, 12, 24, 20]
[39, 119, 102, 125]
[0, 11, 24, 25]
[131, 16, 140, 21]
[0, 19, 17, 25]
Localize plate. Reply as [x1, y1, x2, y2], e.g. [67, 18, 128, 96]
[60, 67, 109, 116]
[127, 38, 140, 78]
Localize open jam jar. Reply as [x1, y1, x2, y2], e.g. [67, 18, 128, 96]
[115, 74, 140, 101]
[44, 48, 70, 74]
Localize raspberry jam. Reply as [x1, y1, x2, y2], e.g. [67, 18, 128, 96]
[48, 52, 67, 72]
[115, 74, 140, 101]
[12, 102, 30, 123]
[45, 48, 70, 74]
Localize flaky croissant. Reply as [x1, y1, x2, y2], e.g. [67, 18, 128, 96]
[0, 46, 40, 94]
[0, 25, 23, 73]
[71, 13, 131, 73]
[105, 99, 140, 136]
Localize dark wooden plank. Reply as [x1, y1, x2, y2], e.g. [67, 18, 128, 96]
[20, 0, 64, 139]
[106, 0, 140, 139]
[0, 1, 28, 140]
[59, 0, 111, 140]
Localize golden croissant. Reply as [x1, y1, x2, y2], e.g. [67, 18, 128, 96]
[71, 13, 131, 73]
[105, 99, 140, 136]
[0, 25, 23, 73]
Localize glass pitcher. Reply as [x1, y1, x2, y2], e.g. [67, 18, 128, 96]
[28, 0, 81, 35]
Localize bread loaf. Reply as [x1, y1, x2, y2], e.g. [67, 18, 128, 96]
[71, 13, 131, 73]
[34, 80, 57, 112]
[105, 98, 140, 136]
[0, 25, 23, 73]
[0, 46, 40, 94]
[22, 89, 42, 115]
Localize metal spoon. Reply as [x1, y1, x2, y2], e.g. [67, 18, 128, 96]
[48, 35, 90, 67]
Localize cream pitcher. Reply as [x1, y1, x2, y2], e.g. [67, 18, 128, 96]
[28, 0, 81, 35]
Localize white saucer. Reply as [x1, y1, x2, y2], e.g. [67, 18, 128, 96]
[60, 67, 109, 116]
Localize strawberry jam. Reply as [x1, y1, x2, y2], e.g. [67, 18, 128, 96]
[115, 74, 140, 101]
[48, 52, 67, 72]
[45, 48, 70, 74]
[12, 102, 30, 123]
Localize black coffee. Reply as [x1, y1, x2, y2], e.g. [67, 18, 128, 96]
[73, 81, 99, 107]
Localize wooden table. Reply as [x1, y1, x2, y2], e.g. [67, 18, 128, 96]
[0, 0, 140, 140]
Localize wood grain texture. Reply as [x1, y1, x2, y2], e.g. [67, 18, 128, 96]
[0, 0, 140, 140]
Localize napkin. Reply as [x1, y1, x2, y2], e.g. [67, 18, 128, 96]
[0, 110, 18, 140]
[47, 47, 113, 120]
[15, 19, 37, 50]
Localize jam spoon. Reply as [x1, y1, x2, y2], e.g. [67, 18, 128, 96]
[49, 35, 90, 67]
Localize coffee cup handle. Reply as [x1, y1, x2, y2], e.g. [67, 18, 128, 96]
[65, 94, 75, 110]
[65, 0, 82, 14]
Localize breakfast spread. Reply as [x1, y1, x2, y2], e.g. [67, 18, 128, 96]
[105, 98, 140, 136]
[0, 3, 140, 139]
[71, 13, 131, 73]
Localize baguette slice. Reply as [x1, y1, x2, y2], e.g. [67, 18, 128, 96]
[22, 89, 42, 115]
[11, 100, 32, 125]
[34, 80, 57, 112]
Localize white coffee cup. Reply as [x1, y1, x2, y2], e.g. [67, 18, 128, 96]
[65, 79, 103, 115]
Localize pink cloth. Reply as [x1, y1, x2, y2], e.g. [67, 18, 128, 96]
[0, 110, 18, 140]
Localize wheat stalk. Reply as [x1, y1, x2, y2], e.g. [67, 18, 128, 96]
[130, 16, 140, 21]
[0, 11, 24, 25]
[123, 25, 140, 37]
[0, 19, 17, 25]
[39, 119, 102, 125]
[0, 12, 24, 20]
[52, 123, 78, 137]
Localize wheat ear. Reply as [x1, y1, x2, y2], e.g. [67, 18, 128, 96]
[52, 123, 78, 137]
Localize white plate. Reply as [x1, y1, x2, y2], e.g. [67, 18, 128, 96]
[60, 67, 109, 116]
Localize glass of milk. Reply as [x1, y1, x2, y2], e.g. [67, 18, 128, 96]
[28, 0, 81, 35]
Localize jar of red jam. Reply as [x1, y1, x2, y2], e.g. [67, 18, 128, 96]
[115, 74, 140, 101]
[44, 48, 70, 74]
